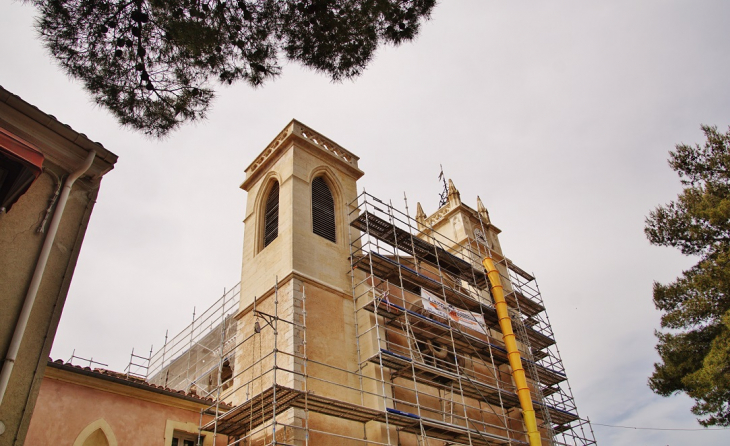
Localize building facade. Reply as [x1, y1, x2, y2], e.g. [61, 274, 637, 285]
[28, 119, 596, 446]
[0, 86, 117, 445]
[185, 120, 595, 445]
[25, 360, 228, 446]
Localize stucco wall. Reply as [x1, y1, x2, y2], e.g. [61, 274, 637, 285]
[0, 161, 101, 444]
[0, 86, 117, 446]
[25, 372, 225, 446]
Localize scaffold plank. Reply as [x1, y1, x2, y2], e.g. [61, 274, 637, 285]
[369, 349, 522, 408]
[351, 212, 489, 288]
[354, 252, 555, 350]
[204, 384, 528, 443]
[535, 400, 581, 426]
[418, 417, 524, 446]
[202, 385, 300, 437]
[361, 296, 566, 388]
[351, 211, 548, 318]
[368, 349, 578, 428]
[507, 260, 535, 282]
[505, 289, 545, 317]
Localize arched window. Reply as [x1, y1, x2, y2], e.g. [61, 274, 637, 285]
[312, 176, 336, 243]
[82, 429, 110, 446]
[263, 181, 279, 248]
[73, 419, 117, 446]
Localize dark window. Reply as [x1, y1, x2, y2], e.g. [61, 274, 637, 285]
[220, 359, 233, 390]
[0, 150, 41, 213]
[172, 431, 203, 446]
[263, 182, 279, 248]
[312, 176, 336, 243]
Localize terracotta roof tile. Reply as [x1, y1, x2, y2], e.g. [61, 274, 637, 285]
[47, 357, 224, 406]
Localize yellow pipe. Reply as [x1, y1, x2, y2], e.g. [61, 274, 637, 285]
[482, 256, 542, 446]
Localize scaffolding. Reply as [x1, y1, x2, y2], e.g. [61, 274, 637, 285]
[145, 191, 595, 446]
[127, 284, 240, 398]
[344, 191, 596, 446]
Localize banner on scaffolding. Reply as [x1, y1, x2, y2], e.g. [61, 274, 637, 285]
[420, 289, 487, 335]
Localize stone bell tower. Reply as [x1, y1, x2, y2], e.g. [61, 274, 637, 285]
[232, 120, 364, 444]
[238, 120, 362, 308]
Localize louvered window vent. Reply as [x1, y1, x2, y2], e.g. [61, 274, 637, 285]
[312, 177, 336, 243]
[263, 182, 279, 248]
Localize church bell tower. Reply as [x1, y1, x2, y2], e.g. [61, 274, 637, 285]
[232, 120, 364, 445]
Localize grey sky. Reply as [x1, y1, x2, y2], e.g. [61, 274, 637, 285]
[3, 1, 730, 444]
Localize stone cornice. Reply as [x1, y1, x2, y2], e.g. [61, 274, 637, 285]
[235, 269, 351, 321]
[241, 119, 363, 191]
[422, 201, 456, 228]
[419, 202, 502, 236]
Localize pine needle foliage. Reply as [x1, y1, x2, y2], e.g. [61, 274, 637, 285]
[32, 0, 436, 136]
[645, 125, 730, 426]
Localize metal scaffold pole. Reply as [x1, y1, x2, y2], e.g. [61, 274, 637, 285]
[178, 190, 596, 446]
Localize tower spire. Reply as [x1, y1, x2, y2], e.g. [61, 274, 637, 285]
[477, 195, 490, 224]
[416, 202, 427, 223]
[447, 179, 461, 206]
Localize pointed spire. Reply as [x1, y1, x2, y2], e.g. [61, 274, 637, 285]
[416, 202, 427, 223]
[447, 179, 458, 196]
[447, 179, 461, 206]
[477, 196, 491, 224]
[476, 195, 487, 214]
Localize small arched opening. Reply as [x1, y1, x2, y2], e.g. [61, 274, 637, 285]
[262, 181, 279, 248]
[312, 176, 336, 243]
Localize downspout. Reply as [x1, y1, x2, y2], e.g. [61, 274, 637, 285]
[482, 256, 542, 446]
[0, 150, 96, 407]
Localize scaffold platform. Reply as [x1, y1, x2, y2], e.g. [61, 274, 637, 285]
[353, 251, 555, 350]
[361, 297, 567, 388]
[202, 384, 524, 445]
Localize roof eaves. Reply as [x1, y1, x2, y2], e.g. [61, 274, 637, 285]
[46, 358, 230, 409]
[0, 85, 118, 175]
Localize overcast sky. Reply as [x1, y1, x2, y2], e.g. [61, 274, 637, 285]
[3, 1, 730, 444]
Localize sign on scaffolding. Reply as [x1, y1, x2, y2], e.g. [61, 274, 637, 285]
[420, 289, 487, 335]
